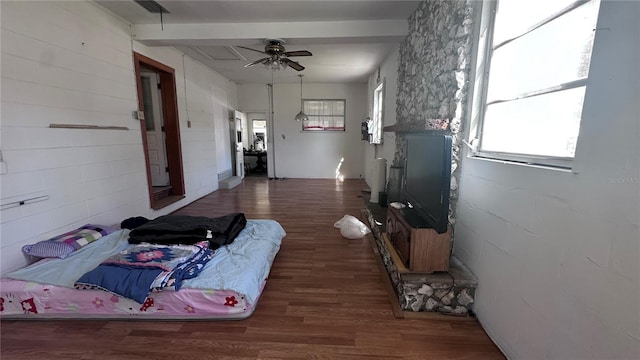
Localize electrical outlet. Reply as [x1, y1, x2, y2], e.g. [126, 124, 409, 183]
[0, 161, 7, 175]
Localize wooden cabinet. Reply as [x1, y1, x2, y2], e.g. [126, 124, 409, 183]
[386, 206, 451, 273]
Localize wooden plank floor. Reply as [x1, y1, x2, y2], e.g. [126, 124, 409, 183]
[0, 177, 504, 359]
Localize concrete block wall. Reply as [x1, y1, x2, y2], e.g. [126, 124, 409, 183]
[0, 0, 237, 274]
[375, 0, 639, 358]
[454, 1, 640, 358]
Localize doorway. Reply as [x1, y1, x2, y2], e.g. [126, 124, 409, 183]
[244, 113, 268, 177]
[140, 71, 169, 188]
[252, 119, 267, 152]
[133, 52, 185, 209]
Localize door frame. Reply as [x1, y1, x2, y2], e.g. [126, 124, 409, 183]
[133, 52, 185, 209]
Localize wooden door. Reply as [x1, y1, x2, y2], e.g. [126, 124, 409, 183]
[141, 71, 169, 187]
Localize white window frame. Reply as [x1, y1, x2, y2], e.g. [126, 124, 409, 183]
[302, 99, 346, 131]
[468, 0, 601, 169]
[370, 80, 385, 144]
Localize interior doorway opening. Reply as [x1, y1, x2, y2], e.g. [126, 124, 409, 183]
[133, 52, 185, 209]
[140, 70, 169, 188]
[252, 119, 267, 152]
[243, 112, 268, 177]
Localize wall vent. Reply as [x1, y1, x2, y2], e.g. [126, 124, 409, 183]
[133, 0, 169, 14]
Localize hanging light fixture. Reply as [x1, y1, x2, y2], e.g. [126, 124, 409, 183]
[264, 56, 288, 71]
[294, 74, 308, 122]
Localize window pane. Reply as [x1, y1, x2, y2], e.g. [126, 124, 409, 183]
[481, 86, 586, 158]
[302, 100, 345, 131]
[371, 84, 384, 144]
[141, 76, 155, 131]
[487, 1, 599, 101]
[493, 0, 578, 44]
[305, 101, 322, 114]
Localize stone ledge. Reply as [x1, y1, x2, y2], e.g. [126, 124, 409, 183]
[362, 207, 478, 315]
[382, 118, 450, 133]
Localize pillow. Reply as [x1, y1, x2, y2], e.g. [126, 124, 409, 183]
[22, 224, 113, 259]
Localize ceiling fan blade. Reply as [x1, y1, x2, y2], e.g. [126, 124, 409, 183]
[244, 57, 270, 67]
[284, 50, 312, 57]
[237, 46, 267, 55]
[282, 58, 305, 71]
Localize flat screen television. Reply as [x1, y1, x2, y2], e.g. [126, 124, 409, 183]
[402, 133, 452, 234]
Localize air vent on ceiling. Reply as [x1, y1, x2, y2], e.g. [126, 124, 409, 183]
[134, 0, 169, 14]
[192, 46, 246, 61]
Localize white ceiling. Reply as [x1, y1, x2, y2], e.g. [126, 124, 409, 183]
[96, 0, 420, 84]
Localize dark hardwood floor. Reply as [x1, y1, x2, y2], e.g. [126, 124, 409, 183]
[1, 177, 504, 359]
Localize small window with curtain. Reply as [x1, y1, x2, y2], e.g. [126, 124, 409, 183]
[302, 99, 346, 131]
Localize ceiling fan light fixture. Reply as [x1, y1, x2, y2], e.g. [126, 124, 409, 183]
[295, 74, 308, 122]
[265, 57, 287, 71]
[240, 39, 311, 72]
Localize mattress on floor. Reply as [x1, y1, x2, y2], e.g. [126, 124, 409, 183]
[0, 219, 285, 320]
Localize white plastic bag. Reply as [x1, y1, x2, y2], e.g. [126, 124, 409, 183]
[333, 215, 371, 239]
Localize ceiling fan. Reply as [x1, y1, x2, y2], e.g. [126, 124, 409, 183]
[238, 39, 312, 71]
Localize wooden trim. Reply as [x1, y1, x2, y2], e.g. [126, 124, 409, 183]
[151, 195, 185, 210]
[382, 233, 411, 274]
[367, 232, 405, 319]
[133, 52, 185, 209]
[159, 71, 185, 196]
[134, 52, 175, 74]
[133, 53, 156, 209]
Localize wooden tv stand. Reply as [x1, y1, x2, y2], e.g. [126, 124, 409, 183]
[386, 206, 451, 273]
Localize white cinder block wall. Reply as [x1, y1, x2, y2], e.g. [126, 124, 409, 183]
[455, 1, 640, 358]
[0, 1, 237, 274]
[237, 82, 366, 179]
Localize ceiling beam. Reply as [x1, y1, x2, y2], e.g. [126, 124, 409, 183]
[132, 19, 408, 46]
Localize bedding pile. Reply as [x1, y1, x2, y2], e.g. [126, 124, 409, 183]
[128, 213, 247, 247]
[1, 215, 285, 320]
[75, 241, 216, 303]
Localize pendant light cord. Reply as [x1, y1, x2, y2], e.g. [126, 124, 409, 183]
[294, 75, 308, 121]
[299, 75, 303, 111]
[269, 69, 277, 179]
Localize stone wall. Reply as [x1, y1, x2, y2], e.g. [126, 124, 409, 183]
[395, 0, 475, 228]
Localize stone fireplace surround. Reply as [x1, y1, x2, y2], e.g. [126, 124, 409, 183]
[363, 0, 479, 315]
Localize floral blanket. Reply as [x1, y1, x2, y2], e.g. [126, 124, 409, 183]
[75, 242, 215, 303]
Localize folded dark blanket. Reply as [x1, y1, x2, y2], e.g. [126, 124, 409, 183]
[128, 213, 247, 248]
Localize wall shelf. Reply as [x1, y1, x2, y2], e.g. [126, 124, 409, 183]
[49, 124, 129, 130]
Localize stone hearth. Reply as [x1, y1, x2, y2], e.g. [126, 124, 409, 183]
[362, 207, 478, 315]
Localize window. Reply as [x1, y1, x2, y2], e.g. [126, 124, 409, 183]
[370, 81, 384, 144]
[472, 0, 600, 167]
[302, 99, 346, 131]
